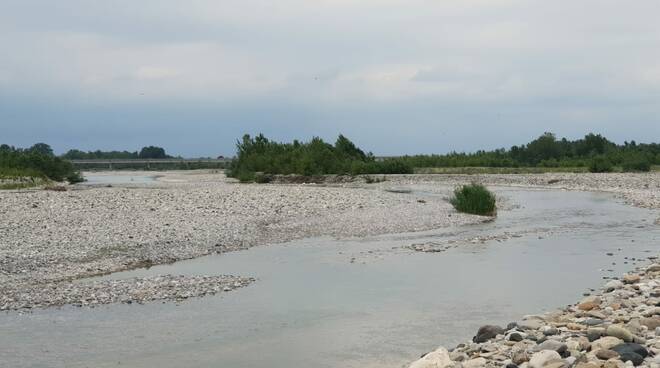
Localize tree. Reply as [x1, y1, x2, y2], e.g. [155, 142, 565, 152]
[138, 146, 168, 159]
[29, 143, 54, 157]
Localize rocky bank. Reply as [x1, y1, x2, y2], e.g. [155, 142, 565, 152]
[409, 263, 660, 368]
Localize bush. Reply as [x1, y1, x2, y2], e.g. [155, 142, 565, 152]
[622, 156, 651, 172]
[254, 173, 272, 183]
[588, 156, 613, 173]
[450, 183, 496, 216]
[66, 171, 85, 184]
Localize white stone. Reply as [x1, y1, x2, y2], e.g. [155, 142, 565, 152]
[409, 347, 455, 368]
[529, 350, 562, 368]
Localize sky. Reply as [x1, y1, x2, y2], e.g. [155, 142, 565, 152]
[1, 0, 659, 157]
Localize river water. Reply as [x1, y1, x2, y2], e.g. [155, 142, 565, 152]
[1, 188, 658, 368]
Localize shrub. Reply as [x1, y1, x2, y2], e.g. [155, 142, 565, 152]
[450, 183, 496, 216]
[622, 156, 651, 172]
[233, 170, 255, 183]
[66, 171, 85, 184]
[588, 156, 613, 173]
[254, 173, 272, 183]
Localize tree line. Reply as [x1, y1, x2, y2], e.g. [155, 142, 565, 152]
[62, 146, 172, 160]
[398, 133, 659, 172]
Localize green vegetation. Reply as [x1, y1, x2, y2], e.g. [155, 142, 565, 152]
[62, 145, 172, 159]
[227, 134, 412, 181]
[450, 183, 497, 216]
[399, 133, 659, 172]
[0, 143, 82, 185]
[416, 167, 589, 174]
[588, 156, 614, 173]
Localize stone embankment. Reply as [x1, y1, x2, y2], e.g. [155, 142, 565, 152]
[409, 263, 660, 368]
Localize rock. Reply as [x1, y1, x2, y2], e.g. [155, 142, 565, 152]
[584, 318, 605, 326]
[646, 265, 660, 273]
[529, 350, 563, 368]
[579, 302, 600, 311]
[519, 319, 545, 331]
[512, 350, 530, 365]
[623, 274, 641, 284]
[588, 328, 607, 342]
[410, 347, 454, 368]
[605, 280, 624, 291]
[534, 340, 568, 354]
[567, 323, 585, 331]
[611, 343, 648, 366]
[576, 363, 600, 368]
[509, 332, 524, 342]
[611, 343, 648, 358]
[607, 325, 634, 342]
[595, 349, 620, 360]
[640, 317, 660, 330]
[541, 326, 560, 336]
[592, 337, 624, 351]
[474, 325, 505, 343]
[463, 358, 487, 368]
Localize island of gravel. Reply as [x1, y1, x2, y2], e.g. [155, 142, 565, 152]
[0, 170, 657, 311]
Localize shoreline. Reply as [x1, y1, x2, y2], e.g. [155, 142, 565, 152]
[0, 171, 658, 311]
[408, 261, 660, 368]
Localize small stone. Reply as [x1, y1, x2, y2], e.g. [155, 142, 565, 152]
[534, 340, 568, 354]
[640, 317, 660, 330]
[509, 332, 524, 342]
[592, 336, 624, 351]
[607, 325, 634, 342]
[605, 280, 624, 291]
[587, 328, 607, 342]
[474, 325, 505, 343]
[541, 326, 560, 336]
[567, 323, 585, 331]
[529, 350, 563, 368]
[584, 318, 605, 326]
[595, 349, 620, 360]
[463, 357, 487, 368]
[512, 350, 529, 365]
[623, 274, 641, 284]
[410, 346, 454, 368]
[611, 343, 648, 366]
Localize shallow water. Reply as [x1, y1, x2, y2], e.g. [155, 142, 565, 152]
[1, 189, 658, 368]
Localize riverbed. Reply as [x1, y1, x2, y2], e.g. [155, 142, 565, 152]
[1, 188, 658, 368]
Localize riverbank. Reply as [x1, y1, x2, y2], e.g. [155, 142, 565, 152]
[409, 262, 660, 368]
[0, 171, 658, 311]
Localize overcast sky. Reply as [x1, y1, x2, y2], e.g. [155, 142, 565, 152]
[1, 0, 659, 157]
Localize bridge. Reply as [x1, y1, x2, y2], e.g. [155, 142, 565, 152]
[69, 158, 232, 170]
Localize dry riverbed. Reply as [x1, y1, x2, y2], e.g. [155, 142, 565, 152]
[0, 171, 658, 311]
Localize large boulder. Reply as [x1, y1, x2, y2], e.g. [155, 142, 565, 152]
[409, 347, 455, 368]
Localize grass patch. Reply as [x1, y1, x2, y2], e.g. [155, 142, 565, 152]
[450, 183, 497, 216]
